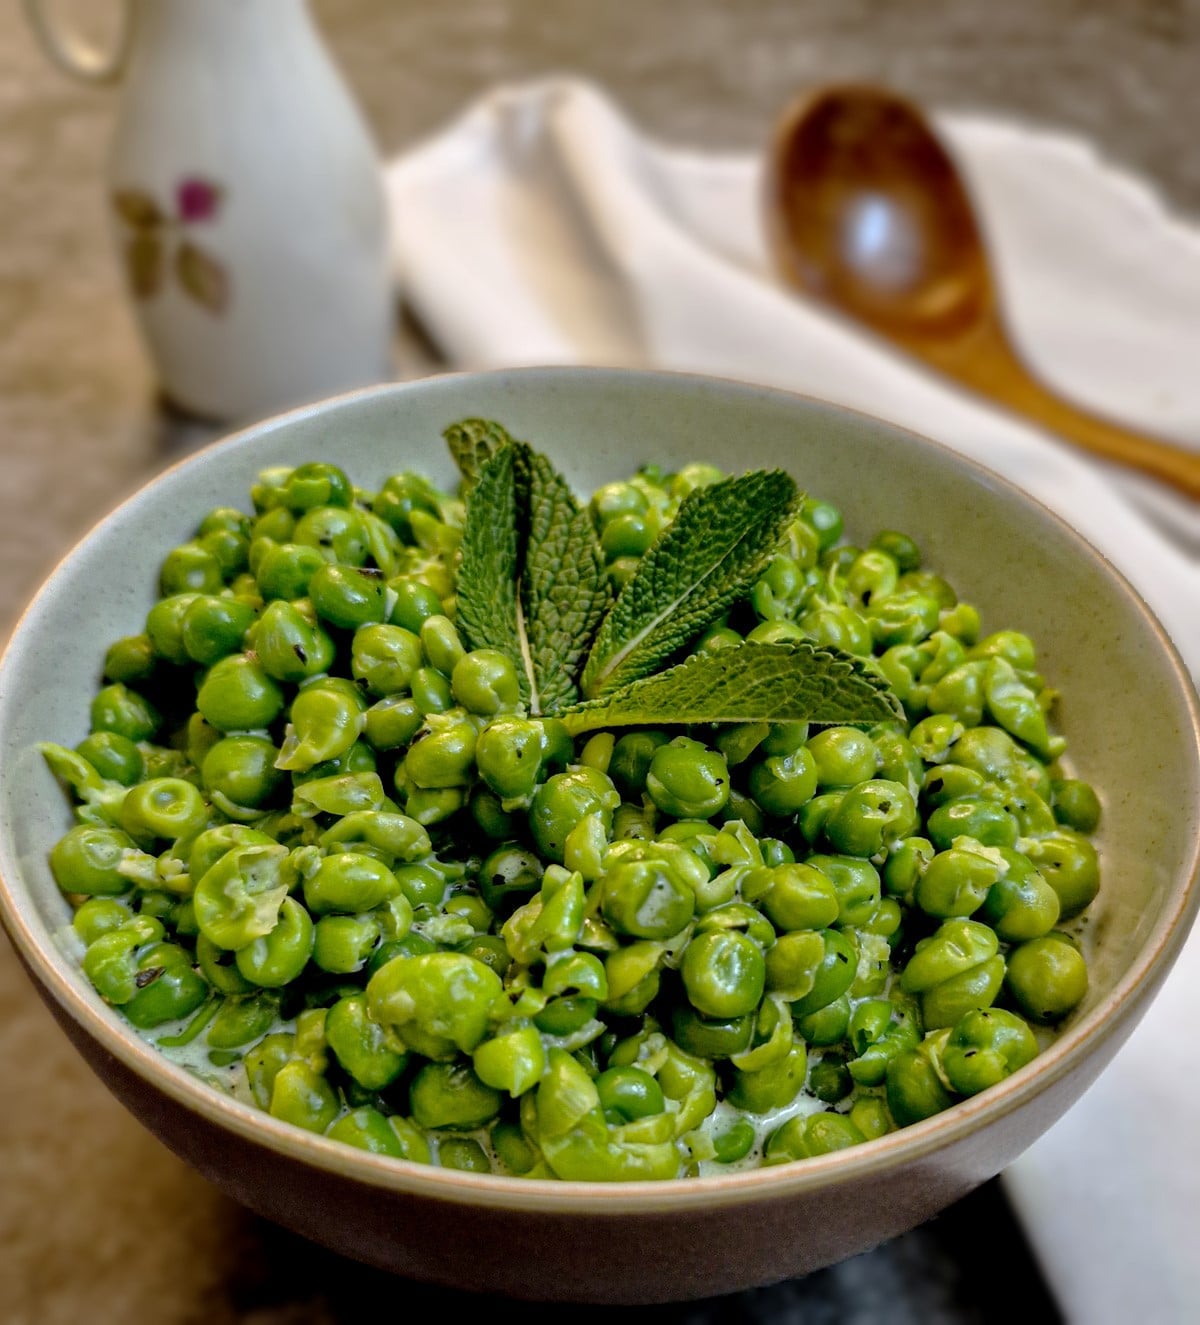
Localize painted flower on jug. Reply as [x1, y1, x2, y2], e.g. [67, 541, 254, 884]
[112, 176, 230, 314]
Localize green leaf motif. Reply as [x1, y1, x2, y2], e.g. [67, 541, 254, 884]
[113, 189, 163, 230]
[444, 418, 515, 494]
[177, 241, 229, 314]
[516, 446, 612, 714]
[580, 470, 800, 699]
[453, 444, 527, 700]
[561, 642, 902, 735]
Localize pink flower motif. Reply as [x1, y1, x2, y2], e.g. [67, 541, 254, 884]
[176, 177, 222, 223]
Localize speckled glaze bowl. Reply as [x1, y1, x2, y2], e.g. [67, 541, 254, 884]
[1, 368, 1198, 1304]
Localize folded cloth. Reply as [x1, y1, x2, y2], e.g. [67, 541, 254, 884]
[385, 77, 1200, 1321]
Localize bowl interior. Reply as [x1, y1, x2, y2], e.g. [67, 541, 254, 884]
[1, 365, 1198, 1194]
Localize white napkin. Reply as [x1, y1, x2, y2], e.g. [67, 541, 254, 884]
[384, 78, 1200, 1321]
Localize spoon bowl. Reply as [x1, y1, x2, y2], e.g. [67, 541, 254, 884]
[765, 84, 1200, 500]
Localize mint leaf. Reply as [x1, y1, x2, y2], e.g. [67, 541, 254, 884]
[561, 642, 902, 735]
[580, 470, 800, 699]
[516, 447, 612, 713]
[444, 418, 515, 494]
[454, 444, 528, 700]
[451, 429, 610, 713]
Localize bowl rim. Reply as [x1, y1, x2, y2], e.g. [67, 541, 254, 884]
[2, 363, 1199, 1214]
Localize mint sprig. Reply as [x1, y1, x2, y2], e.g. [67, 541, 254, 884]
[446, 420, 899, 729]
[561, 643, 902, 735]
[449, 425, 610, 711]
[579, 469, 800, 699]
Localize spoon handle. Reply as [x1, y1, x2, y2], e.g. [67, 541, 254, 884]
[926, 323, 1200, 502]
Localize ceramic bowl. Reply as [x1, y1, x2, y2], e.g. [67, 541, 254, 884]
[1, 367, 1197, 1304]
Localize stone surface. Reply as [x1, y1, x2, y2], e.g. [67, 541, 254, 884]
[3, 1, 1195, 1319]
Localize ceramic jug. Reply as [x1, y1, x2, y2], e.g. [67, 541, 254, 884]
[23, 0, 395, 423]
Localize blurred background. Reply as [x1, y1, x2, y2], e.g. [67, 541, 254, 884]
[2, 2, 1196, 1321]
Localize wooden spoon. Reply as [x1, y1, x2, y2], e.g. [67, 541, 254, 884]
[764, 84, 1200, 501]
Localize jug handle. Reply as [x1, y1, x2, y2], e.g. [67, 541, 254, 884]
[22, 0, 131, 84]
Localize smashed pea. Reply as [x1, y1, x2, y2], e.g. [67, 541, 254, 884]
[40, 434, 1102, 1181]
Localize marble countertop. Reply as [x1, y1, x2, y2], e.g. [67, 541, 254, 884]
[3, 3, 1196, 1320]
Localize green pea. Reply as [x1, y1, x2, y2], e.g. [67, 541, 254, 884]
[386, 575, 443, 632]
[293, 505, 369, 566]
[180, 595, 257, 666]
[159, 542, 224, 597]
[472, 717, 542, 804]
[901, 919, 999, 994]
[789, 929, 858, 1019]
[601, 857, 695, 940]
[808, 1057, 853, 1103]
[118, 777, 208, 847]
[747, 746, 818, 818]
[437, 1137, 492, 1173]
[866, 591, 941, 648]
[796, 791, 844, 846]
[123, 942, 210, 1029]
[367, 951, 503, 1059]
[325, 1106, 407, 1157]
[408, 666, 453, 715]
[804, 1111, 868, 1156]
[823, 779, 918, 857]
[404, 712, 478, 789]
[592, 1065, 664, 1124]
[915, 842, 1005, 920]
[883, 836, 934, 903]
[712, 1118, 757, 1163]
[310, 914, 379, 974]
[193, 842, 290, 950]
[473, 1022, 547, 1097]
[807, 727, 878, 788]
[50, 824, 138, 896]
[977, 849, 1060, 942]
[248, 600, 336, 682]
[410, 1061, 502, 1130]
[681, 929, 766, 1019]
[529, 767, 618, 863]
[886, 1041, 956, 1126]
[72, 896, 132, 945]
[269, 1060, 340, 1134]
[646, 737, 730, 820]
[303, 853, 400, 916]
[1005, 933, 1089, 1023]
[805, 855, 882, 928]
[942, 1007, 1039, 1095]
[207, 991, 282, 1049]
[1023, 831, 1100, 919]
[196, 933, 256, 995]
[795, 993, 851, 1046]
[90, 683, 161, 743]
[727, 1042, 809, 1113]
[926, 797, 1019, 851]
[202, 735, 285, 812]
[197, 655, 285, 733]
[920, 954, 1006, 1030]
[801, 496, 843, 550]
[325, 993, 407, 1090]
[451, 649, 521, 716]
[308, 563, 387, 630]
[244, 1031, 295, 1109]
[252, 541, 326, 601]
[373, 471, 441, 540]
[103, 633, 158, 685]
[73, 736, 143, 784]
[416, 614, 464, 675]
[231, 895, 314, 987]
[281, 461, 353, 513]
[755, 862, 840, 932]
[1050, 778, 1102, 833]
[362, 695, 423, 752]
[350, 624, 423, 696]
